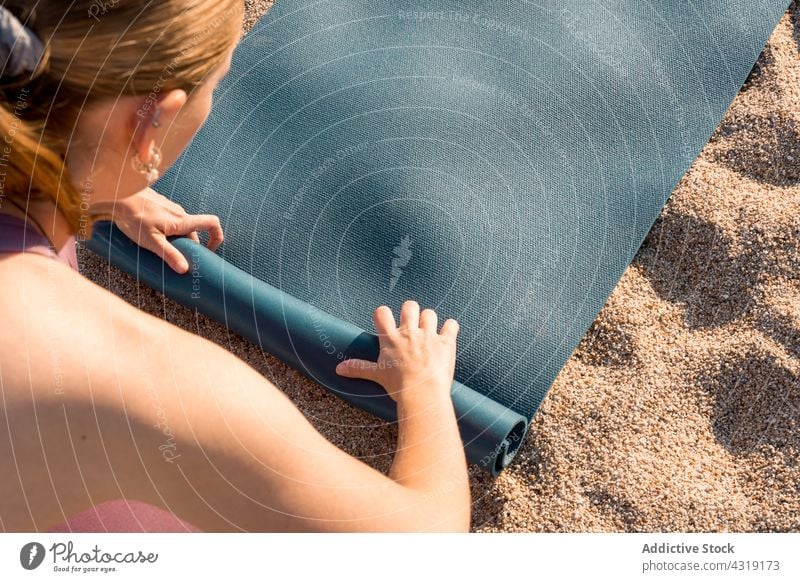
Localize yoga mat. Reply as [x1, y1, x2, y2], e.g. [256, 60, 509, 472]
[87, 0, 788, 474]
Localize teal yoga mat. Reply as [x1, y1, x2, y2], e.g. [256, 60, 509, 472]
[88, 0, 788, 474]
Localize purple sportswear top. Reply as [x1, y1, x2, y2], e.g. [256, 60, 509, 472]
[1, 212, 199, 532]
[0, 212, 78, 270]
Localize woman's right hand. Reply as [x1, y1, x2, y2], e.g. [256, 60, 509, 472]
[335, 301, 459, 407]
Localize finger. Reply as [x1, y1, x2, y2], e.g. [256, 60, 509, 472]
[335, 359, 380, 382]
[373, 305, 397, 336]
[190, 214, 224, 251]
[187, 231, 201, 244]
[149, 233, 190, 274]
[419, 308, 437, 332]
[177, 215, 225, 251]
[399, 300, 420, 329]
[440, 318, 460, 341]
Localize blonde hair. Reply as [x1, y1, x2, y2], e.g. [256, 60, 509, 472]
[0, 0, 242, 239]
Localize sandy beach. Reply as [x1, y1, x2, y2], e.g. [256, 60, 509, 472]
[79, 1, 799, 532]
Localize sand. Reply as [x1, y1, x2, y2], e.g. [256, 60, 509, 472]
[78, 1, 800, 532]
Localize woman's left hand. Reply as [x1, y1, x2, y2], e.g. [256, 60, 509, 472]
[93, 188, 224, 274]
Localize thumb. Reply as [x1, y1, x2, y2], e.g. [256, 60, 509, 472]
[336, 359, 380, 382]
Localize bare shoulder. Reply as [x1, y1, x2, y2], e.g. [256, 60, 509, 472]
[0, 251, 140, 335]
[0, 253, 268, 528]
[0, 252, 315, 531]
[0, 252, 275, 410]
[0, 253, 157, 397]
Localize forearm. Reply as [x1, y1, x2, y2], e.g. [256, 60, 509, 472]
[388, 390, 471, 531]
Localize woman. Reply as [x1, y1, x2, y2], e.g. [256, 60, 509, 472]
[0, 1, 469, 532]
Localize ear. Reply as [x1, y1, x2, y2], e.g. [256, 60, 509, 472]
[132, 89, 188, 164]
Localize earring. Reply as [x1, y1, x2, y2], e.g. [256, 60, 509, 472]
[151, 108, 162, 128]
[132, 145, 162, 185]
